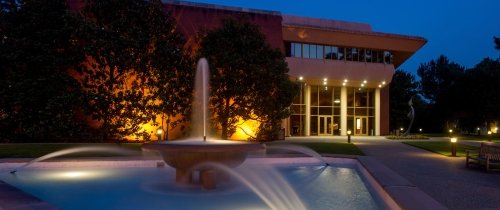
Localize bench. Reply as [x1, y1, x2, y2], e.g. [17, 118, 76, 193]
[466, 143, 500, 171]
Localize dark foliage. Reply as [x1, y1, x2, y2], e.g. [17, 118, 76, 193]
[198, 18, 298, 140]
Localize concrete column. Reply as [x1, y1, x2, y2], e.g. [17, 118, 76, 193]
[305, 85, 311, 136]
[341, 86, 347, 136]
[375, 88, 381, 136]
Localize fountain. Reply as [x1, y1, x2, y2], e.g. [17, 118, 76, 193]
[143, 58, 264, 189]
[0, 61, 404, 210]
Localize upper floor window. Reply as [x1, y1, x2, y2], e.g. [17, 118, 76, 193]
[285, 42, 393, 64]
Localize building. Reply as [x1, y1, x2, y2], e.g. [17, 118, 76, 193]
[164, 1, 426, 137]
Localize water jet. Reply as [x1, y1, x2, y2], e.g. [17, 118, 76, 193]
[143, 58, 263, 189]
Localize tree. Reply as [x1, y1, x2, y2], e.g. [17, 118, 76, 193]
[198, 18, 298, 140]
[76, 0, 192, 140]
[417, 55, 465, 132]
[0, 0, 88, 141]
[389, 70, 421, 132]
[494, 36, 500, 50]
[458, 58, 500, 130]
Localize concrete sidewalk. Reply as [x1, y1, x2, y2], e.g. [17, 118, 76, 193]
[351, 138, 500, 210]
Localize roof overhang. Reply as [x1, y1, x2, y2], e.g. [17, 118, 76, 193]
[282, 24, 427, 68]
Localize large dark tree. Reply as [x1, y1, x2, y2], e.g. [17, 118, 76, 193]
[389, 70, 422, 132]
[76, 0, 192, 140]
[0, 0, 87, 141]
[417, 55, 465, 132]
[458, 58, 500, 130]
[494, 36, 500, 50]
[198, 18, 298, 140]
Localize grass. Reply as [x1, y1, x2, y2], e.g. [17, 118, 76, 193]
[0, 142, 364, 158]
[420, 133, 500, 142]
[269, 142, 365, 156]
[403, 141, 478, 157]
[0, 143, 142, 158]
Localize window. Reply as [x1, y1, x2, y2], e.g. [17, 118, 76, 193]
[384, 51, 392, 64]
[310, 44, 317, 59]
[346, 47, 352, 61]
[303, 44, 310, 59]
[317, 45, 324, 59]
[285, 41, 393, 64]
[365, 49, 372, 62]
[338, 47, 345, 60]
[372, 50, 378, 63]
[324, 46, 332, 59]
[352, 48, 359, 61]
[331, 46, 338, 60]
[292, 43, 302, 58]
[359, 49, 365, 62]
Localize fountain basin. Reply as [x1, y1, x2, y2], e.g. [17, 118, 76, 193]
[143, 140, 264, 189]
[0, 157, 396, 210]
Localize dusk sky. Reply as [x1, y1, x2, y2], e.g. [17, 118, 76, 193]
[182, 0, 500, 75]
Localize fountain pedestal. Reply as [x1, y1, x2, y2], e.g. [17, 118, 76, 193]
[143, 140, 263, 189]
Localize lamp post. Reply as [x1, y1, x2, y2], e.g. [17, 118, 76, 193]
[165, 115, 170, 141]
[419, 128, 423, 134]
[156, 128, 163, 141]
[450, 138, 457, 157]
[488, 131, 492, 142]
[448, 129, 453, 137]
[347, 130, 352, 143]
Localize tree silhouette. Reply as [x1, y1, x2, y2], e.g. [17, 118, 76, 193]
[0, 0, 87, 141]
[198, 18, 298, 140]
[417, 55, 465, 132]
[389, 70, 422, 133]
[76, 0, 192, 140]
[494, 36, 500, 50]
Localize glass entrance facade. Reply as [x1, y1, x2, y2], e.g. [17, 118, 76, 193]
[347, 88, 375, 136]
[290, 85, 376, 136]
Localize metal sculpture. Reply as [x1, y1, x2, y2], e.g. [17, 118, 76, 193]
[403, 96, 415, 136]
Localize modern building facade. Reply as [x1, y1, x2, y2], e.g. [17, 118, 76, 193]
[162, 1, 426, 137]
[163, 1, 426, 137]
[281, 16, 426, 136]
[70, 0, 426, 138]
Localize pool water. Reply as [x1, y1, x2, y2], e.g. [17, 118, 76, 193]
[0, 159, 385, 210]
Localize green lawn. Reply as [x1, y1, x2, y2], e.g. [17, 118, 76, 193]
[0, 142, 363, 158]
[421, 133, 500, 142]
[0, 143, 142, 158]
[403, 141, 478, 157]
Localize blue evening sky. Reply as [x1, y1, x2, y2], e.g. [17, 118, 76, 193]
[182, 0, 500, 75]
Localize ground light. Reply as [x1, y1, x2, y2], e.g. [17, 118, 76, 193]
[156, 128, 163, 141]
[347, 130, 352, 143]
[450, 138, 457, 157]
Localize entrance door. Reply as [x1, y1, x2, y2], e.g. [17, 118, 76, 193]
[355, 117, 368, 135]
[319, 116, 333, 135]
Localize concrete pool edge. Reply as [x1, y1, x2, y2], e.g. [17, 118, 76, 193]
[355, 156, 448, 210]
[0, 156, 447, 210]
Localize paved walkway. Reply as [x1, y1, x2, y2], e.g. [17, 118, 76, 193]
[288, 136, 500, 210]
